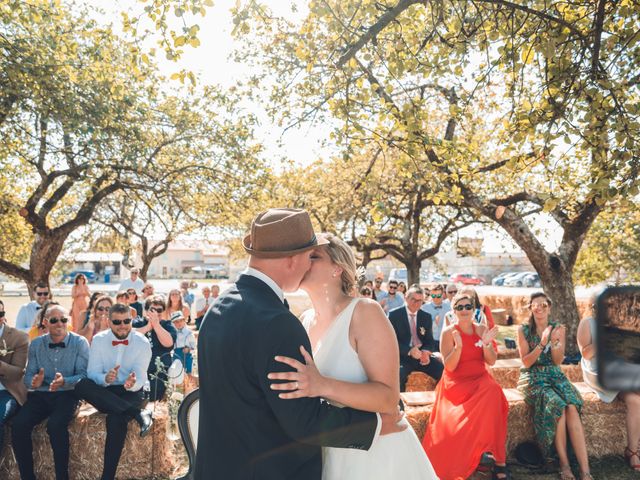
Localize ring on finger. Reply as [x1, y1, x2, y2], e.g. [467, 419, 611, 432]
[294, 381, 299, 389]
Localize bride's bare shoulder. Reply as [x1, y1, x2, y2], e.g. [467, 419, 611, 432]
[352, 298, 387, 324]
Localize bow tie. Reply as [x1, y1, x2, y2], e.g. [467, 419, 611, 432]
[112, 340, 129, 346]
[49, 342, 65, 349]
[433, 306, 443, 309]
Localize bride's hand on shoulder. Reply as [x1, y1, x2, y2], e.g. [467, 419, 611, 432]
[268, 346, 329, 399]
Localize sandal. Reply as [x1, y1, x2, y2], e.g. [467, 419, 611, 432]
[625, 446, 640, 471]
[477, 452, 496, 473]
[559, 464, 576, 480]
[580, 473, 594, 480]
[493, 464, 512, 480]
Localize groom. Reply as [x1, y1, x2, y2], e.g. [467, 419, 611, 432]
[196, 208, 402, 479]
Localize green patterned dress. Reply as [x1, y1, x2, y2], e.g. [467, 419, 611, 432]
[517, 323, 583, 455]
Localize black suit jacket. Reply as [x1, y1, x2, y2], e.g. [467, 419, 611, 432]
[388, 306, 437, 360]
[195, 274, 378, 480]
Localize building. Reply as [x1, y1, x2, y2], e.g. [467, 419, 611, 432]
[69, 252, 124, 283]
[141, 240, 230, 279]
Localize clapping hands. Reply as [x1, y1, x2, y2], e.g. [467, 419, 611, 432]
[124, 371, 136, 390]
[31, 368, 44, 389]
[49, 372, 65, 392]
[105, 365, 120, 384]
[540, 325, 553, 346]
[451, 329, 462, 351]
[481, 326, 499, 346]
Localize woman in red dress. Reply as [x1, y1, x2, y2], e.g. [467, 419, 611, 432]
[423, 293, 509, 479]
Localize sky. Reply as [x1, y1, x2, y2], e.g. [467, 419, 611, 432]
[86, 0, 563, 255]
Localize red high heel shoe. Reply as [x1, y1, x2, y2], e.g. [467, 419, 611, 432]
[624, 446, 640, 471]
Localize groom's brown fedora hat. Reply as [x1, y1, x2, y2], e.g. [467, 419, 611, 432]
[242, 208, 328, 258]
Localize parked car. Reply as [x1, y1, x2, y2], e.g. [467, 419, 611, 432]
[492, 272, 518, 286]
[449, 273, 484, 286]
[62, 270, 97, 284]
[503, 271, 536, 287]
[523, 272, 542, 288]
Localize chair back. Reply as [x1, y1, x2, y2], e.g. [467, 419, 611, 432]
[175, 388, 199, 480]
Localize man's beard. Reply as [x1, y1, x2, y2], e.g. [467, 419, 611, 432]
[113, 330, 129, 340]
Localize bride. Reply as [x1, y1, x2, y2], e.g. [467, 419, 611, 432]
[269, 233, 438, 479]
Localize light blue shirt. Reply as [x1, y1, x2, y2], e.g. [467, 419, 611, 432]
[175, 326, 196, 350]
[87, 329, 151, 392]
[383, 293, 405, 314]
[421, 301, 452, 342]
[24, 332, 90, 391]
[15, 301, 41, 332]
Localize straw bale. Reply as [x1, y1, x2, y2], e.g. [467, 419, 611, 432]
[0, 402, 173, 480]
[406, 382, 628, 460]
[405, 372, 438, 392]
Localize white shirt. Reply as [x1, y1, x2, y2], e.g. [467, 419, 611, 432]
[15, 301, 41, 332]
[87, 329, 151, 392]
[118, 277, 145, 294]
[242, 267, 285, 303]
[175, 327, 196, 350]
[195, 296, 215, 316]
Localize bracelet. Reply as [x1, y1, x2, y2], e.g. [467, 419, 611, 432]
[482, 342, 492, 348]
[536, 343, 545, 351]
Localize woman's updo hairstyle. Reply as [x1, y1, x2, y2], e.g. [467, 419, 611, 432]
[321, 233, 358, 296]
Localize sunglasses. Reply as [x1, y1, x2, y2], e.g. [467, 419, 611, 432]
[150, 307, 165, 313]
[48, 317, 68, 324]
[454, 304, 474, 311]
[532, 303, 549, 309]
[96, 306, 110, 312]
[431, 293, 443, 299]
[448, 291, 458, 295]
[36, 291, 50, 297]
[111, 318, 132, 326]
[389, 286, 397, 289]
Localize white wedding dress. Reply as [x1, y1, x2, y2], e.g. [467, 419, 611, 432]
[302, 298, 439, 480]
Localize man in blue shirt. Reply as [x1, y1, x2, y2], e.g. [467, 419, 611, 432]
[420, 284, 451, 351]
[382, 280, 405, 314]
[15, 282, 51, 332]
[11, 304, 89, 480]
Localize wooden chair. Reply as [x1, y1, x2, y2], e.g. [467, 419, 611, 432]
[175, 388, 200, 480]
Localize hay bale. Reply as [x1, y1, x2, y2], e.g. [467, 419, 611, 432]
[184, 373, 199, 393]
[406, 382, 628, 460]
[405, 372, 438, 392]
[0, 402, 173, 480]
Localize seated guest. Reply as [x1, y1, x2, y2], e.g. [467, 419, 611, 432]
[359, 285, 375, 299]
[0, 300, 29, 456]
[420, 283, 451, 351]
[445, 287, 496, 331]
[578, 308, 640, 471]
[380, 280, 405, 314]
[373, 276, 387, 303]
[171, 311, 196, 374]
[445, 283, 458, 303]
[397, 281, 407, 296]
[164, 288, 191, 323]
[78, 295, 113, 343]
[75, 303, 153, 480]
[127, 288, 144, 318]
[133, 295, 176, 401]
[29, 300, 60, 340]
[12, 305, 89, 480]
[15, 282, 51, 332]
[423, 292, 509, 479]
[388, 285, 443, 391]
[115, 290, 138, 319]
[517, 292, 591, 480]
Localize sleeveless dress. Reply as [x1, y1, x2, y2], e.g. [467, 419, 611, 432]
[517, 323, 583, 454]
[581, 316, 619, 403]
[302, 298, 438, 480]
[422, 325, 508, 480]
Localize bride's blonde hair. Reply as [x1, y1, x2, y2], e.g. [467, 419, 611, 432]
[321, 233, 357, 296]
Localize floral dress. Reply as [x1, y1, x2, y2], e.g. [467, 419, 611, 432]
[517, 323, 583, 454]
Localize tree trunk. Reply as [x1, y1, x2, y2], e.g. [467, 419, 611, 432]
[25, 232, 66, 299]
[404, 257, 421, 287]
[537, 267, 580, 357]
[140, 253, 151, 283]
